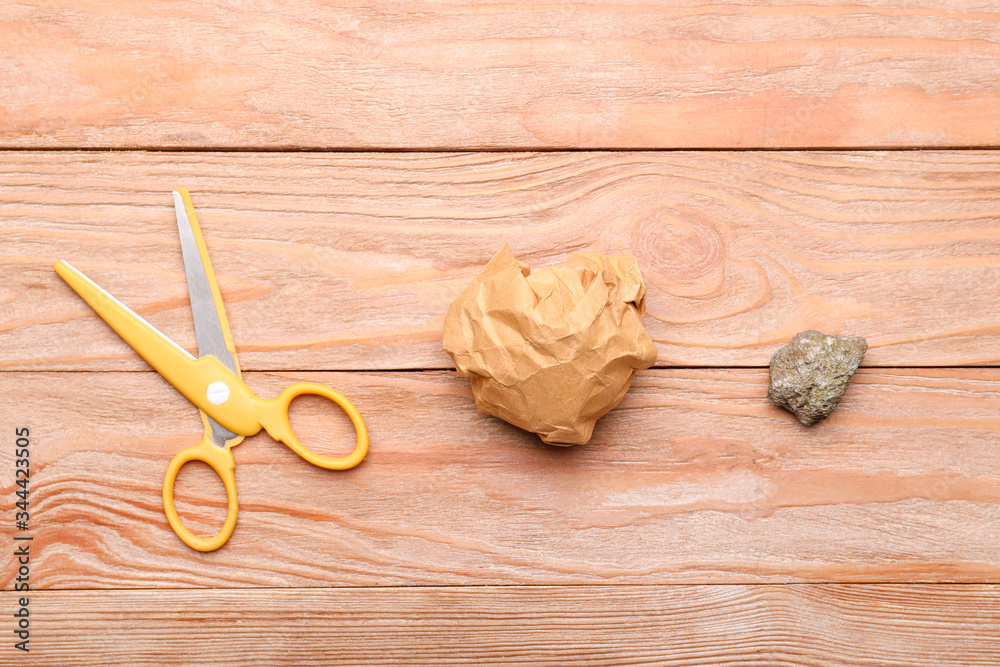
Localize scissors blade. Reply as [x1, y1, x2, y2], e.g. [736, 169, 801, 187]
[173, 190, 240, 446]
[55, 259, 197, 371]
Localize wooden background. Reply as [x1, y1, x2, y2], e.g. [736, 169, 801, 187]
[2, 1, 1000, 664]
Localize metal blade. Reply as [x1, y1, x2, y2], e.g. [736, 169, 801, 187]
[173, 190, 239, 446]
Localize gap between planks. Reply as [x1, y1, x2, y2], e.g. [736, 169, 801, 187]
[5, 146, 1000, 153]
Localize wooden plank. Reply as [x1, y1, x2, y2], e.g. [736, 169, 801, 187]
[3, 368, 1000, 588]
[4, 585, 1000, 665]
[3, 150, 1000, 370]
[2, 2, 1000, 149]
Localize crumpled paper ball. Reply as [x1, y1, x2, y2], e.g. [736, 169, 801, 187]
[443, 245, 657, 445]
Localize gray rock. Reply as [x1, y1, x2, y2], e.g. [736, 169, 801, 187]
[768, 330, 867, 426]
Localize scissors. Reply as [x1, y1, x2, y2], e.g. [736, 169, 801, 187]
[54, 189, 368, 552]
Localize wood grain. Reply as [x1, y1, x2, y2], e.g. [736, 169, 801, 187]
[4, 585, 1000, 666]
[3, 150, 1000, 370]
[3, 368, 999, 588]
[2, 2, 1000, 149]
[4, 3, 999, 662]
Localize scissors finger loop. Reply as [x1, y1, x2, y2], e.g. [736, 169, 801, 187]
[259, 382, 369, 470]
[162, 437, 239, 552]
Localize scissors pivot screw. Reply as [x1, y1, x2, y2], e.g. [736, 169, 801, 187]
[206, 381, 231, 405]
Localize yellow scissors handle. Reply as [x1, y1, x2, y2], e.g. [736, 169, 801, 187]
[255, 382, 369, 470]
[161, 383, 365, 552]
[160, 379, 366, 552]
[162, 435, 238, 552]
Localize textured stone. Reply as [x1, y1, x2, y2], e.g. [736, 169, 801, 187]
[768, 330, 868, 426]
